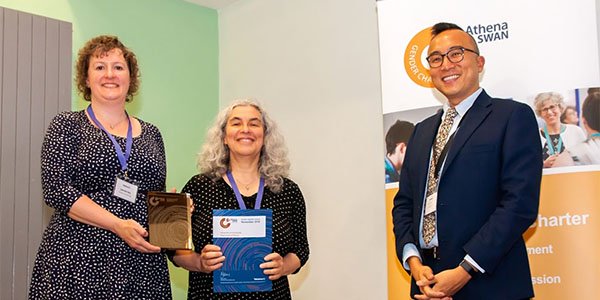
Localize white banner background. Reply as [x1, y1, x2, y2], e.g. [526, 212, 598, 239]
[378, 0, 600, 113]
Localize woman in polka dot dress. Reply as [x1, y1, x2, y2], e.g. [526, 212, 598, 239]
[172, 100, 310, 299]
[29, 36, 171, 299]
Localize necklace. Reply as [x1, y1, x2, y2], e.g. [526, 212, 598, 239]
[236, 177, 257, 191]
[108, 116, 128, 129]
[231, 172, 259, 191]
[226, 171, 265, 209]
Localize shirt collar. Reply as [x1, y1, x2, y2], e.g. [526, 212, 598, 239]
[443, 87, 482, 118]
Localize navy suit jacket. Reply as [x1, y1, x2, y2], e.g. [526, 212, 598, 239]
[392, 90, 542, 300]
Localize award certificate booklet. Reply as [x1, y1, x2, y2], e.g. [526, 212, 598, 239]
[147, 191, 193, 250]
[212, 209, 273, 293]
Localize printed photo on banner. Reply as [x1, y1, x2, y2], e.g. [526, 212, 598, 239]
[527, 87, 600, 171]
[383, 106, 439, 186]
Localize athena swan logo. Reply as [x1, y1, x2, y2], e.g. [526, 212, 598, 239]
[403, 27, 434, 88]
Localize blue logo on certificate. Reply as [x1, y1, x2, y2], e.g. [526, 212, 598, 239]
[213, 209, 273, 293]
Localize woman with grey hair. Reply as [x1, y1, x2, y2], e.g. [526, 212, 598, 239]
[533, 92, 586, 168]
[172, 99, 309, 299]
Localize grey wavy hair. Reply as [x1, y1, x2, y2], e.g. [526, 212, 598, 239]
[198, 99, 290, 193]
[533, 92, 565, 116]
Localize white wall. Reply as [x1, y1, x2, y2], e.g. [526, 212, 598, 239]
[219, 0, 387, 299]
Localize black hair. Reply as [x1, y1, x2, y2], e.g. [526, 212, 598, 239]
[385, 120, 415, 155]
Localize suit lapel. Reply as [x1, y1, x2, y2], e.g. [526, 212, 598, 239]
[440, 91, 493, 178]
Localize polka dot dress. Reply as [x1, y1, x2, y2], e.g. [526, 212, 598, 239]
[29, 110, 171, 299]
[182, 174, 310, 300]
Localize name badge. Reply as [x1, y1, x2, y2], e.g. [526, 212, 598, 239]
[113, 177, 139, 203]
[424, 192, 437, 215]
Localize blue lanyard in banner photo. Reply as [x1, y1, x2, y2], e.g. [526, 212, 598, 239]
[87, 105, 138, 203]
[543, 124, 564, 156]
[226, 171, 265, 209]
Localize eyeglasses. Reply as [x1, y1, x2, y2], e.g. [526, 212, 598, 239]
[426, 47, 479, 68]
[539, 104, 559, 114]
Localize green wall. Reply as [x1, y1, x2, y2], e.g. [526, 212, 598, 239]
[0, 0, 219, 298]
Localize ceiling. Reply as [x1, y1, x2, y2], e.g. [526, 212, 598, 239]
[185, 0, 240, 10]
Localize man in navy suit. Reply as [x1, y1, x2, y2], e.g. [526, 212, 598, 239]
[392, 22, 542, 300]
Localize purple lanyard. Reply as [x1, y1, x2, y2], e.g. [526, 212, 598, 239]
[226, 171, 265, 209]
[86, 105, 133, 173]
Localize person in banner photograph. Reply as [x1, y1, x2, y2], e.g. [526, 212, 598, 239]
[385, 120, 415, 183]
[171, 99, 309, 300]
[560, 106, 580, 126]
[533, 92, 587, 168]
[392, 22, 542, 300]
[570, 91, 600, 165]
[29, 36, 172, 299]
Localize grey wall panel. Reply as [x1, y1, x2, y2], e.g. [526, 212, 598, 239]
[0, 8, 3, 297]
[27, 14, 46, 285]
[59, 21, 72, 112]
[44, 20, 59, 126]
[0, 6, 3, 161]
[0, 7, 71, 299]
[14, 12, 33, 297]
[1, 8, 19, 300]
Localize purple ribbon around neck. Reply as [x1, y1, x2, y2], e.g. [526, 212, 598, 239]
[87, 105, 132, 173]
[226, 171, 265, 209]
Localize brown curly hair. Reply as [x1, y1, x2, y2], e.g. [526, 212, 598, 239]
[75, 35, 140, 102]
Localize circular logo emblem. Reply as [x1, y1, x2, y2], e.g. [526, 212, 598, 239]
[220, 218, 231, 229]
[404, 27, 433, 88]
[148, 196, 159, 206]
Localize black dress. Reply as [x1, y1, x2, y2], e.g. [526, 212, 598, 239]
[182, 174, 309, 300]
[540, 130, 566, 160]
[29, 111, 172, 299]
